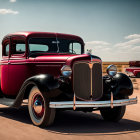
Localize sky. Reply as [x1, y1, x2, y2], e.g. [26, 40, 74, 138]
[0, 0, 140, 61]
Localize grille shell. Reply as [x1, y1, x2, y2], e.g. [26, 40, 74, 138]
[73, 61, 103, 101]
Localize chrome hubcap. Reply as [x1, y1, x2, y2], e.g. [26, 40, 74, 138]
[32, 94, 45, 119]
[33, 100, 43, 114]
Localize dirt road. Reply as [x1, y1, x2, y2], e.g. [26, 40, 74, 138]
[0, 79, 139, 140]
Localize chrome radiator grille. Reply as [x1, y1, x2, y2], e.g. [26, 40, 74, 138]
[73, 61, 103, 101]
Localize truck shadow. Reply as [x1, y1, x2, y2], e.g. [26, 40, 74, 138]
[0, 105, 31, 124]
[47, 110, 140, 135]
[0, 106, 140, 135]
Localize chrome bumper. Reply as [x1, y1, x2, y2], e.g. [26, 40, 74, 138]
[49, 97, 137, 108]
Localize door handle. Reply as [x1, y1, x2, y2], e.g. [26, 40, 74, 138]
[8, 62, 11, 64]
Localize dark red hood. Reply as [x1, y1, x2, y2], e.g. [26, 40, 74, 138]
[34, 54, 76, 63]
[66, 54, 101, 66]
[34, 53, 101, 65]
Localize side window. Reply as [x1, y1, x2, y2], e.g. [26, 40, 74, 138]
[16, 44, 25, 53]
[69, 42, 82, 54]
[11, 37, 26, 55]
[3, 43, 9, 56]
[29, 44, 49, 52]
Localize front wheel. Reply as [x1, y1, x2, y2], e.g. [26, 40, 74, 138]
[100, 105, 126, 122]
[28, 86, 55, 127]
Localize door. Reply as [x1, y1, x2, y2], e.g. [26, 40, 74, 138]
[0, 38, 10, 95]
[8, 36, 28, 96]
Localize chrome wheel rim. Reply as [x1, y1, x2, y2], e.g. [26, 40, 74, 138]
[28, 86, 56, 126]
[32, 94, 45, 119]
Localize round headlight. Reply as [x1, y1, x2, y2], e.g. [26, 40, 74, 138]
[61, 65, 72, 77]
[107, 65, 117, 77]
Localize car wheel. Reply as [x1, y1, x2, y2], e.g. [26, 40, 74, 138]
[28, 86, 55, 127]
[136, 72, 140, 78]
[100, 105, 126, 122]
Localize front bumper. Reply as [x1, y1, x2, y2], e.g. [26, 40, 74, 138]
[49, 97, 137, 108]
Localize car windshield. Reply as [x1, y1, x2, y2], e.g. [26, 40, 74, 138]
[28, 38, 83, 56]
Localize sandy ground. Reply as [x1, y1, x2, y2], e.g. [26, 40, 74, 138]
[0, 79, 139, 140]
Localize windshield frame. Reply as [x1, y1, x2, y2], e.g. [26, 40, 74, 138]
[28, 37, 84, 56]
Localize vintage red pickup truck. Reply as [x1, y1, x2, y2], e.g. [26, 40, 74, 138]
[126, 61, 140, 78]
[0, 32, 137, 127]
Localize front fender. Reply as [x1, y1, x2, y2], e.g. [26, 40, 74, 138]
[112, 73, 133, 97]
[12, 74, 62, 108]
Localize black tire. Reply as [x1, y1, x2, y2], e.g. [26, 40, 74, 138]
[100, 105, 126, 122]
[136, 72, 140, 78]
[28, 86, 55, 127]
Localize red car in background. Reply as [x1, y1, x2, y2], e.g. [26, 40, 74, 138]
[126, 61, 140, 78]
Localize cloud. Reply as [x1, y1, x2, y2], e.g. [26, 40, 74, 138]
[9, 0, 16, 3]
[125, 34, 140, 40]
[115, 38, 140, 47]
[85, 41, 110, 46]
[85, 41, 112, 56]
[85, 34, 140, 61]
[101, 47, 111, 51]
[114, 34, 140, 52]
[131, 46, 140, 51]
[111, 34, 140, 61]
[0, 9, 19, 15]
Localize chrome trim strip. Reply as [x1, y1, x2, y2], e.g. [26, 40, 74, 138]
[0, 63, 8, 65]
[49, 97, 137, 108]
[9, 58, 26, 60]
[10, 63, 27, 65]
[34, 62, 65, 64]
[36, 65, 62, 67]
[1, 62, 65, 65]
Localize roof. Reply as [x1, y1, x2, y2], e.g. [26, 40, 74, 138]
[5, 31, 56, 37]
[2, 31, 84, 44]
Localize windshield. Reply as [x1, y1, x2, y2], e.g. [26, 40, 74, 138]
[28, 38, 83, 56]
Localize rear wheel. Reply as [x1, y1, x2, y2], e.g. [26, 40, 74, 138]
[28, 86, 55, 127]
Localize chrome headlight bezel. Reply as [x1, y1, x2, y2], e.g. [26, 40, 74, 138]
[61, 65, 72, 77]
[107, 64, 117, 77]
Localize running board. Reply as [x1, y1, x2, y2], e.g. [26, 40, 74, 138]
[0, 98, 15, 107]
[0, 98, 27, 107]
